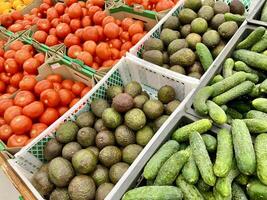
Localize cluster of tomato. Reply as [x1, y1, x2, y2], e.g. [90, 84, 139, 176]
[0, 40, 91, 148]
[0, 0, 147, 70]
[124, 0, 177, 12]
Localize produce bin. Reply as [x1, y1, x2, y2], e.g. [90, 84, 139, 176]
[247, 0, 267, 27]
[8, 55, 198, 200]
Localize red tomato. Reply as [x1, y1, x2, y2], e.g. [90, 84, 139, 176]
[14, 91, 35, 107]
[58, 88, 73, 106]
[155, 0, 174, 12]
[0, 57, 4, 72]
[68, 3, 82, 19]
[0, 125, 13, 142]
[23, 58, 41, 75]
[10, 73, 23, 87]
[8, 24, 24, 33]
[9, 40, 24, 51]
[14, 49, 32, 66]
[68, 45, 82, 58]
[49, 28, 57, 36]
[56, 23, 71, 39]
[34, 53, 45, 64]
[128, 22, 144, 36]
[47, 7, 59, 21]
[10, 115, 32, 135]
[58, 106, 69, 115]
[69, 98, 80, 107]
[64, 0, 78, 7]
[0, 14, 13, 27]
[37, 19, 51, 32]
[46, 74, 62, 83]
[4, 106, 22, 124]
[34, 80, 53, 95]
[40, 89, 60, 107]
[70, 19, 81, 32]
[72, 82, 86, 96]
[83, 40, 97, 55]
[104, 22, 120, 39]
[0, 98, 13, 115]
[6, 85, 18, 94]
[4, 58, 19, 74]
[7, 134, 29, 147]
[45, 35, 59, 46]
[109, 39, 122, 49]
[80, 86, 91, 97]
[88, 6, 101, 18]
[77, 51, 93, 66]
[55, 3, 66, 15]
[111, 48, 120, 59]
[91, 0, 105, 8]
[51, 18, 60, 28]
[62, 79, 74, 90]
[82, 26, 99, 42]
[30, 123, 47, 138]
[33, 31, 48, 43]
[11, 11, 23, 21]
[96, 42, 111, 61]
[0, 80, 5, 93]
[23, 101, 45, 118]
[39, 108, 59, 125]
[121, 41, 132, 51]
[75, 28, 84, 39]
[39, 3, 50, 13]
[102, 16, 115, 27]
[61, 13, 71, 24]
[0, 117, 5, 126]
[19, 75, 37, 91]
[64, 33, 80, 47]
[53, 82, 62, 91]
[0, 73, 11, 84]
[4, 50, 16, 59]
[81, 16, 91, 27]
[93, 11, 106, 25]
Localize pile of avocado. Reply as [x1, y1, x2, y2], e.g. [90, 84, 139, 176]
[31, 81, 180, 200]
[142, 0, 245, 79]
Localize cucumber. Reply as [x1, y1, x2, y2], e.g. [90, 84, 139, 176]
[251, 31, 267, 52]
[246, 110, 267, 119]
[172, 119, 213, 142]
[200, 191, 215, 200]
[235, 174, 249, 186]
[147, 179, 154, 185]
[144, 140, 180, 180]
[259, 79, 267, 93]
[261, 1, 267, 22]
[252, 98, 267, 112]
[193, 86, 214, 115]
[210, 72, 247, 97]
[249, 84, 262, 98]
[247, 179, 267, 200]
[207, 100, 227, 125]
[233, 49, 267, 71]
[222, 58, 235, 78]
[210, 75, 224, 85]
[243, 119, 267, 133]
[213, 188, 232, 200]
[196, 43, 214, 71]
[197, 178, 211, 192]
[255, 133, 267, 185]
[182, 155, 199, 184]
[221, 105, 228, 112]
[245, 73, 259, 83]
[179, 143, 188, 150]
[236, 27, 266, 50]
[122, 186, 183, 200]
[227, 114, 233, 124]
[232, 183, 248, 200]
[213, 129, 233, 178]
[202, 134, 217, 153]
[212, 81, 254, 106]
[224, 13, 245, 25]
[190, 131, 216, 186]
[226, 107, 243, 119]
[229, 100, 251, 113]
[232, 119, 256, 175]
[154, 149, 190, 185]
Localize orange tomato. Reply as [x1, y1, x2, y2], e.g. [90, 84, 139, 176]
[10, 115, 32, 135]
[104, 22, 120, 39]
[70, 19, 82, 32]
[10, 73, 23, 87]
[93, 11, 106, 25]
[68, 3, 83, 19]
[58, 106, 69, 115]
[4, 106, 22, 124]
[102, 16, 115, 27]
[53, 82, 63, 91]
[121, 18, 135, 31]
[83, 40, 97, 55]
[19, 75, 37, 91]
[7, 134, 29, 147]
[0, 117, 5, 126]
[88, 6, 101, 18]
[39, 108, 60, 125]
[46, 74, 62, 83]
[120, 31, 130, 42]
[82, 26, 99, 42]
[96, 42, 111, 61]
[30, 123, 48, 138]
[72, 82, 86, 96]
[155, 0, 175, 12]
[69, 98, 80, 107]
[14, 91, 35, 107]
[33, 30, 48, 43]
[9, 41, 24, 51]
[62, 79, 74, 90]
[23, 58, 41, 75]
[77, 51, 93, 66]
[68, 45, 82, 58]
[0, 125, 12, 142]
[58, 89, 73, 106]
[102, 60, 114, 68]
[4, 58, 20, 75]
[108, 39, 122, 50]
[4, 50, 16, 59]
[6, 85, 17, 94]
[121, 41, 133, 51]
[80, 86, 91, 97]
[91, 0, 105, 7]
[128, 22, 144, 36]
[22, 101, 45, 119]
[14, 49, 32, 65]
[34, 80, 53, 95]
[132, 32, 145, 45]
[0, 80, 5, 93]
[81, 16, 91, 27]
[34, 53, 45, 64]
[40, 89, 60, 107]
[0, 98, 14, 115]
[45, 35, 59, 47]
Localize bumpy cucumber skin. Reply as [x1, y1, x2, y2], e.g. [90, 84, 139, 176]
[235, 174, 249, 186]
[154, 149, 190, 185]
[249, 84, 262, 98]
[190, 131, 216, 186]
[196, 43, 214, 71]
[232, 119, 256, 175]
[202, 134, 217, 153]
[144, 140, 180, 180]
[247, 179, 267, 200]
[213, 129, 233, 178]
[245, 73, 259, 83]
[200, 191, 216, 200]
[172, 119, 213, 142]
[243, 119, 267, 133]
[261, 1, 267, 22]
[246, 110, 267, 119]
[207, 100, 227, 125]
[224, 13, 245, 25]
[176, 175, 204, 200]
[226, 107, 243, 119]
[251, 31, 267, 52]
[232, 183, 248, 200]
[252, 98, 267, 112]
[236, 27, 266, 50]
[210, 72, 247, 97]
[260, 79, 267, 93]
[212, 81, 254, 106]
[234, 61, 256, 73]
[229, 100, 251, 113]
[193, 86, 214, 115]
[210, 75, 224, 85]
[255, 133, 267, 185]
[182, 155, 199, 184]
[197, 178, 211, 192]
[223, 58, 235, 78]
[213, 188, 232, 200]
[122, 186, 183, 200]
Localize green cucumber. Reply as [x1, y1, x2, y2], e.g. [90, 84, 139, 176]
[247, 179, 267, 200]
[122, 186, 183, 200]
[259, 79, 267, 93]
[202, 134, 217, 153]
[221, 105, 228, 112]
[224, 13, 245, 25]
[144, 140, 180, 180]
[222, 58, 235, 78]
[179, 143, 188, 150]
[232, 183, 248, 200]
[243, 119, 267, 133]
[245, 73, 259, 83]
[229, 100, 251, 113]
[197, 178, 211, 192]
[261, 1, 267, 22]
[147, 179, 154, 185]
[154, 149, 190, 185]
[196, 43, 214, 71]
[235, 174, 249, 185]
[213, 188, 231, 200]
[210, 75, 224, 85]
[200, 191, 215, 200]
[226, 108, 243, 119]
[210, 72, 247, 97]
[182, 155, 199, 184]
[232, 119, 256, 175]
[207, 100, 227, 124]
[193, 86, 214, 115]
[251, 31, 267, 52]
[227, 114, 233, 124]
[213, 129, 233, 178]
[190, 131, 216, 186]
[246, 110, 267, 119]
[172, 119, 213, 142]
[236, 27, 266, 50]
[255, 134, 267, 185]
[249, 84, 262, 98]
[252, 98, 267, 112]
[212, 81, 254, 106]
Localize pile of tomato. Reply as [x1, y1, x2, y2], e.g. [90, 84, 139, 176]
[125, 0, 177, 12]
[0, 0, 147, 70]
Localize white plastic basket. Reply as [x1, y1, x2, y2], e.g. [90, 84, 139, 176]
[9, 55, 198, 200]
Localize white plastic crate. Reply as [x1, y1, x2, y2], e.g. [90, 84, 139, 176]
[9, 55, 198, 200]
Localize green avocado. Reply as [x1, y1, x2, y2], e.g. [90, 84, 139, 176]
[56, 121, 79, 144]
[72, 149, 97, 174]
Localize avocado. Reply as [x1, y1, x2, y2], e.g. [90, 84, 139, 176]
[153, 115, 169, 132]
[95, 183, 114, 200]
[163, 51, 169, 64]
[32, 167, 54, 196]
[91, 165, 109, 186]
[180, 25, 192, 37]
[169, 65, 186, 74]
[86, 146, 99, 157]
[102, 108, 122, 129]
[76, 112, 95, 128]
[112, 93, 134, 113]
[72, 149, 97, 174]
[191, 18, 208, 34]
[202, 30, 221, 47]
[62, 142, 82, 161]
[141, 91, 150, 98]
[162, 64, 170, 69]
[230, 0, 245, 15]
[212, 40, 226, 58]
[133, 94, 149, 109]
[210, 13, 225, 29]
[122, 144, 143, 164]
[106, 85, 123, 100]
[202, 0, 215, 7]
[144, 38, 164, 51]
[143, 50, 164, 66]
[109, 162, 129, 184]
[95, 130, 115, 149]
[165, 100, 181, 115]
[48, 157, 74, 187]
[188, 72, 202, 79]
[115, 125, 136, 147]
[136, 125, 154, 146]
[188, 61, 203, 73]
[186, 33, 202, 49]
[158, 85, 176, 104]
[124, 81, 142, 98]
[178, 8, 198, 24]
[125, 108, 147, 131]
[49, 188, 70, 200]
[218, 21, 238, 38]
[160, 28, 180, 46]
[213, 1, 230, 14]
[68, 175, 96, 200]
[198, 6, 214, 21]
[94, 119, 107, 132]
[99, 146, 122, 167]
[143, 99, 164, 120]
[91, 99, 110, 118]
[184, 0, 202, 11]
[167, 39, 188, 55]
[163, 16, 180, 30]
[44, 139, 63, 161]
[56, 121, 79, 144]
[170, 48, 196, 66]
[77, 127, 97, 147]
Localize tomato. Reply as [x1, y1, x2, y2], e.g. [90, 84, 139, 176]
[0, 98, 13, 115]
[102, 16, 115, 27]
[69, 98, 80, 107]
[4, 58, 19, 75]
[21, 45, 34, 55]
[6, 85, 17, 94]
[56, 23, 71, 39]
[40, 89, 60, 107]
[64, 34, 81, 48]
[72, 82, 86, 96]
[7, 134, 29, 147]
[30, 123, 48, 138]
[75, 28, 84, 39]
[23, 101, 45, 119]
[37, 19, 51, 32]
[4, 50, 16, 59]
[96, 42, 111, 61]
[82, 26, 99, 42]
[80, 86, 91, 97]
[103, 22, 120, 39]
[9, 40, 24, 51]
[70, 19, 81, 32]
[88, 6, 101, 18]
[46, 74, 62, 83]
[68, 3, 82, 19]
[81, 16, 91, 27]
[39, 108, 59, 125]
[0, 49, 4, 57]
[132, 32, 144, 45]
[58, 106, 69, 115]
[58, 89, 73, 106]
[14, 49, 32, 66]
[55, 3, 66, 15]
[34, 80, 53, 95]
[19, 75, 37, 91]
[4, 106, 22, 124]
[0, 57, 4, 73]
[83, 40, 96, 55]
[64, 0, 78, 7]
[68, 45, 82, 58]
[102, 59, 114, 68]
[110, 48, 120, 59]
[61, 79, 74, 91]
[0, 73, 11, 84]
[61, 13, 71, 24]
[77, 51, 93, 66]
[91, 0, 105, 7]
[121, 17, 135, 31]
[0, 125, 12, 142]
[23, 58, 41, 75]
[0, 14, 13, 28]
[95, 25, 105, 41]
[121, 41, 132, 51]
[33, 30, 48, 43]
[47, 7, 59, 21]
[51, 18, 60, 28]
[34, 53, 45, 65]
[109, 39, 122, 49]
[10, 115, 32, 135]
[128, 22, 144, 37]
[155, 0, 174, 12]
[10, 73, 23, 87]
[0, 117, 5, 126]
[45, 35, 59, 47]
[120, 31, 130, 42]
[14, 91, 35, 107]
[0, 80, 5, 93]
[93, 11, 106, 25]
[11, 11, 23, 21]
[8, 23, 24, 33]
